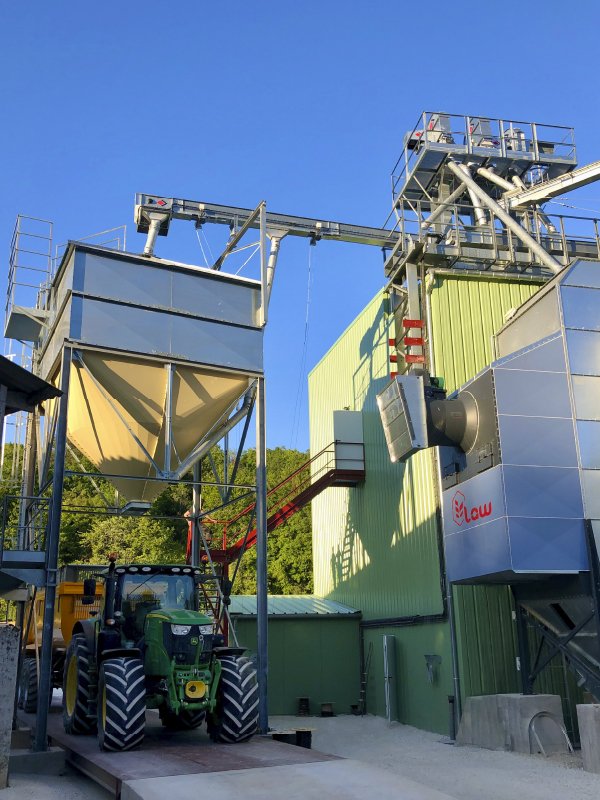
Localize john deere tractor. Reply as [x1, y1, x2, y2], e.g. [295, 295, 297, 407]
[62, 558, 258, 751]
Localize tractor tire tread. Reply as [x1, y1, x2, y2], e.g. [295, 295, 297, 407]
[63, 634, 96, 735]
[98, 657, 146, 752]
[209, 655, 258, 744]
[19, 658, 38, 713]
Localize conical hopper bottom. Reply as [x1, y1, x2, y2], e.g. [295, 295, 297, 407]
[62, 352, 249, 502]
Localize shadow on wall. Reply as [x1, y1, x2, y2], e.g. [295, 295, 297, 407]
[330, 513, 361, 589]
[323, 296, 442, 614]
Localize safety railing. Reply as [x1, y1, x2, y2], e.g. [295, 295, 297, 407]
[205, 441, 365, 554]
[5, 215, 53, 330]
[0, 494, 50, 562]
[52, 225, 127, 275]
[391, 112, 576, 203]
[385, 201, 600, 276]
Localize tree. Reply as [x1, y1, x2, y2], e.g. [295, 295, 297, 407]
[204, 447, 313, 595]
[82, 516, 184, 564]
[0, 437, 314, 594]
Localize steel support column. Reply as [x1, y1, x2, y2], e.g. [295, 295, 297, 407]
[18, 409, 37, 548]
[192, 461, 201, 567]
[585, 520, 600, 647]
[255, 376, 268, 733]
[512, 590, 533, 695]
[34, 347, 72, 752]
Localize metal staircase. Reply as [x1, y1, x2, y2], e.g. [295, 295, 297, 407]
[190, 441, 365, 567]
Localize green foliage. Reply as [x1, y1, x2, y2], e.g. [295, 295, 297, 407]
[0, 438, 314, 595]
[82, 515, 185, 564]
[207, 447, 314, 595]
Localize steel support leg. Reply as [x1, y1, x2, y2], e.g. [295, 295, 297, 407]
[255, 377, 268, 734]
[585, 520, 600, 647]
[34, 347, 71, 752]
[192, 461, 201, 567]
[512, 590, 533, 695]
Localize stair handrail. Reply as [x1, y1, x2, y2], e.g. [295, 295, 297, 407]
[211, 441, 339, 531]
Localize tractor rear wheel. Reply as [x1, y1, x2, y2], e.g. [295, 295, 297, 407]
[208, 656, 258, 743]
[159, 706, 205, 730]
[63, 634, 95, 734]
[18, 657, 38, 713]
[97, 658, 146, 751]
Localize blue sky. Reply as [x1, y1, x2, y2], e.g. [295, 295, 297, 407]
[1, 1, 599, 450]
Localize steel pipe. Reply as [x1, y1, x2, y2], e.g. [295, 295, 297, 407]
[446, 161, 563, 274]
[143, 212, 169, 257]
[212, 201, 264, 271]
[476, 166, 515, 193]
[175, 388, 255, 479]
[265, 233, 285, 309]
[419, 182, 467, 232]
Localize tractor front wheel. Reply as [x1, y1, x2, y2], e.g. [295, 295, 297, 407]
[208, 656, 258, 743]
[63, 634, 95, 734]
[18, 657, 38, 713]
[159, 706, 205, 730]
[97, 658, 146, 751]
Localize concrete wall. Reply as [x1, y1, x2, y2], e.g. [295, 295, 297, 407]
[0, 625, 20, 788]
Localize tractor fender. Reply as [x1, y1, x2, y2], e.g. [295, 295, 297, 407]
[72, 619, 96, 655]
[98, 648, 142, 664]
[213, 646, 247, 658]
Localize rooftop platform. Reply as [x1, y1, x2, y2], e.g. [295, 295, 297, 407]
[392, 112, 577, 209]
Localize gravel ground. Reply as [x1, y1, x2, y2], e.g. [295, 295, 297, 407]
[272, 714, 600, 800]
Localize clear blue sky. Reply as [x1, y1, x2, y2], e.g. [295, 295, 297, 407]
[1, 1, 599, 451]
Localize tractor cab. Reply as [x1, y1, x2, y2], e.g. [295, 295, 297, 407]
[113, 566, 202, 642]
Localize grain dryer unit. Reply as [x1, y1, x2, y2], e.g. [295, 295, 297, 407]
[378, 258, 600, 697]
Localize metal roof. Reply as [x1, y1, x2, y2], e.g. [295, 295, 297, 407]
[0, 355, 62, 414]
[229, 595, 360, 617]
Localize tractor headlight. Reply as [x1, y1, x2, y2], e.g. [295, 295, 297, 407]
[199, 624, 213, 635]
[171, 625, 192, 636]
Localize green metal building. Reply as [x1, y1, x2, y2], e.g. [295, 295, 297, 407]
[230, 595, 361, 716]
[308, 272, 579, 735]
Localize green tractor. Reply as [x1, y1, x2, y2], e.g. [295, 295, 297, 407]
[62, 558, 258, 751]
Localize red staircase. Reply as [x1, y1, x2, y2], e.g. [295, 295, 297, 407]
[186, 441, 365, 566]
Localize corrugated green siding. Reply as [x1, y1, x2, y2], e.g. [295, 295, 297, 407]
[309, 291, 453, 734]
[363, 624, 453, 734]
[428, 273, 543, 700]
[308, 271, 579, 733]
[234, 617, 360, 716]
[428, 273, 542, 390]
[309, 292, 443, 620]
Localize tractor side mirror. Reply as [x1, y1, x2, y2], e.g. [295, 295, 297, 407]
[82, 578, 96, 605]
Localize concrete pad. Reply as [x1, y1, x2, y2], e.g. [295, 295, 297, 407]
[10, 728, 31, 749]
[577, 704, 600, 774]
[121, 759, 456, 800]
[9, 746, 65, 775]
[457, 693, 568, 754]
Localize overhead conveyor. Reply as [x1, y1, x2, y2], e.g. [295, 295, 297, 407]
[135, 194, 397, 257]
